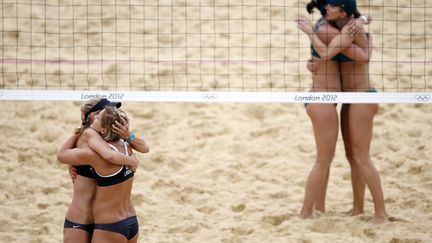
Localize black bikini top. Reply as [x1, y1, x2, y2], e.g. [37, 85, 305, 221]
[93, 140, 134, 187]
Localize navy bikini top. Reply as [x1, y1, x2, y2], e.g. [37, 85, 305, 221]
[74, 165, 94, 178]
[93, 140, 134, 187]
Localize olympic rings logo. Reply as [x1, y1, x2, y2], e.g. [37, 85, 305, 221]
[201, 93, 218, 100]
[414, 94, 431, 102]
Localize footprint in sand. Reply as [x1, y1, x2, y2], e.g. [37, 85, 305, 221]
[363, 228, 376, 238]
[261, 213, 293, 226]
[37, 203, 49, 209]
[231, 226, 254, 235]
[388, 237, 423, 243]
[388, 216, 409, 223]
[231, 203, 245, 213]
[131, 194, 145, 206]
[196, 205, 217, 214]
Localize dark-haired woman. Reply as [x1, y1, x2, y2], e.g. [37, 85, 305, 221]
[297, 0, 388, 223]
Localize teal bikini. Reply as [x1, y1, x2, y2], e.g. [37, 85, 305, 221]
[311, 18, 353, 63]
[305, 19, 376, 107]
[311, 46, 353, 63]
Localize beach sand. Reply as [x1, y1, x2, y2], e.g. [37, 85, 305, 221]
[1, 101, 431, 242]
[1, 0, 432, 242]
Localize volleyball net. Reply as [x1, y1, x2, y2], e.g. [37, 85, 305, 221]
[0, 0, 431, 103]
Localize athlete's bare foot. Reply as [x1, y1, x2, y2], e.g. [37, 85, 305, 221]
[299, 212, 314, 219]
[368, 215, 389, 224]
[343, 208, 364, 216]
[314, 207, 325, 214]
[351, 208, 364, 216]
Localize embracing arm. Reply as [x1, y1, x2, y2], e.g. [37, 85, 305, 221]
[342, 19, 372, 62]
[85, 129, 138, 169]
[57, 134, 96, 166]
[296, 16, 362, 60]
[341, 42, 371, 61]
[310, 26, 356, 60]
[347, 15, 372, 34]
[340, 34, 371, 61]
[329, 17, 372, 61]
[127, 137, 149, 153]
[313, 21, 370, 62]
[112, 117, 150, 153]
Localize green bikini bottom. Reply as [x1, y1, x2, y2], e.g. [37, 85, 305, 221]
[304, 87, 378, 107]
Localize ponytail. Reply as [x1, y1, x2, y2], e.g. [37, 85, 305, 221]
[353, 8, 361, 18]
[306, 0, 318, 14]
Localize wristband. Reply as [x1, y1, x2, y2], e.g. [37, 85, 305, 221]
[359, 15, 368, 23]
[126, 132, 135, 142]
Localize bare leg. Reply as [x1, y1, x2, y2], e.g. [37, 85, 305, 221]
[64, 229, 91, 243]
[302, 22, 341, 215]
[128, 233, 138, 243]
[300, 104, 339, 219]
[92, 230, 127, 243]
[315, 169, 330, 213]
[347, 104, 388, 223]
[341, 104, 366, 215]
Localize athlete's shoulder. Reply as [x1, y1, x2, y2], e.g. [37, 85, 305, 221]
[314, 18, 327, 28]
[82, 127, 99, 138]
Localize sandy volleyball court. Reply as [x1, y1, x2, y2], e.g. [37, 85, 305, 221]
[1, 0, 432, 242]
[0, 101, 431, 242]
